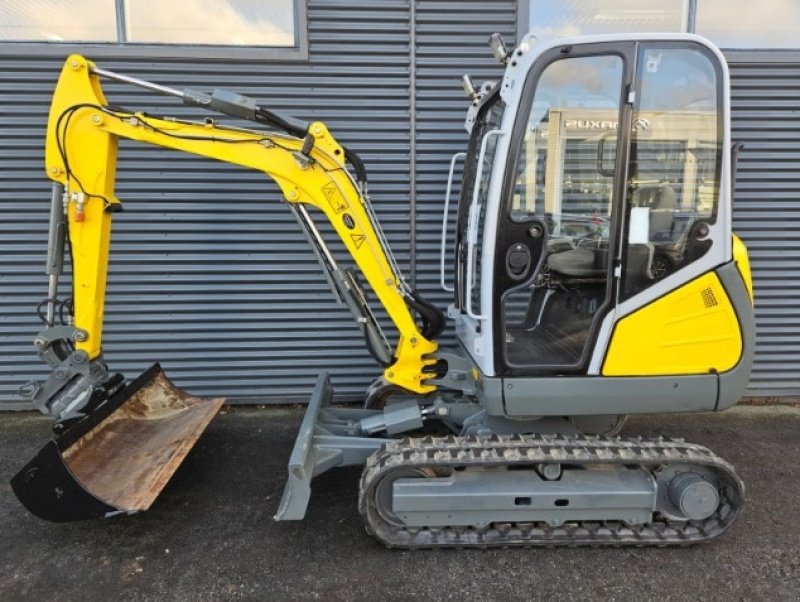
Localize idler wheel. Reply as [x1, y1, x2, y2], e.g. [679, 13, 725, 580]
[668, 473, 720, 520]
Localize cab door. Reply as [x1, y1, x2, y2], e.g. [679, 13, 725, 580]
[492, 43, 635, 377]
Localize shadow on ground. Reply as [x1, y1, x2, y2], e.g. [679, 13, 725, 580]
[1, 405, 798, 601]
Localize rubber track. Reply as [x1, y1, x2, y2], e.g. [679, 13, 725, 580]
[358, 433, 744, 548]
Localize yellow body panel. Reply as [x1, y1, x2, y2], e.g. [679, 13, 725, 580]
[46, 55, 436, 393]
[732, 234, 754, 303]
[602, 271, 743, 376]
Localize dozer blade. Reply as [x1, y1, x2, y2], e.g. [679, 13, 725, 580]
[11, 363, 224, 522]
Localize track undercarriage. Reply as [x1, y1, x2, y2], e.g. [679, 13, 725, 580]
[275, 372, 745, 548]
[360, 434, 743, 548]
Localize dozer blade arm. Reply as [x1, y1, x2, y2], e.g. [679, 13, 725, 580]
[40, 54, 439, 401]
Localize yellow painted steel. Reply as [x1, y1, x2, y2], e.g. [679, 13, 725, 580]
[45, 56, 119, 360]
[45, 55, 437, 393]
[602, 271, 743, 376]
[732, 234, 754, 303]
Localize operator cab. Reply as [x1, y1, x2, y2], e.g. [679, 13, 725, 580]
[447, 35, 728, 378]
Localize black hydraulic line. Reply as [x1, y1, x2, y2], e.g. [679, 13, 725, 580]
[254, 107, 368, 185]
[406, 289, 446, 341]
[252, 106, 367, 185]
[254, 106, 308, 139]
[343, 146, 368, 186]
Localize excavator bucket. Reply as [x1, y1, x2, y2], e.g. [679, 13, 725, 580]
[11, 364, 224, 522]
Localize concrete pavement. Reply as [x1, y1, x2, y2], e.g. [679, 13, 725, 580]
[1, 405, 799, 601]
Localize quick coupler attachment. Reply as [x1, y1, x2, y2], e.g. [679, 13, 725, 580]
[12, 364, 224, 522]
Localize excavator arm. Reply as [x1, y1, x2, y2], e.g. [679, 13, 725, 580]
[32, 54, 440, 422]
[11, 54, 444, 522]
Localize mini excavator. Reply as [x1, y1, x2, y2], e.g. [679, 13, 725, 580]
[12, 33, 754, 547]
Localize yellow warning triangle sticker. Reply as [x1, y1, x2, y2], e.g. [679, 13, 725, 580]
[321, 183, 338, 201]
[351, 233, 366, 249]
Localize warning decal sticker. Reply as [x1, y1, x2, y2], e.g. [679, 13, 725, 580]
[321, 182, 349, 214]
[351, 233, 366, 249]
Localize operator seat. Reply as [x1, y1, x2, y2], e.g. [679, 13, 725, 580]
[547, 244, 600, 277]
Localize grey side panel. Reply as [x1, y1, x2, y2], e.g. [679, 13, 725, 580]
[716, 261, 756, 410]
[0, 0, 414, 405]
[391, 468, 656, 528]
[727, 54, 800, 396]
[498, 374, 718, 418]
[478, 375, 506, 416]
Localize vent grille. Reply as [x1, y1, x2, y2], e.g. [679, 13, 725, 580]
[701, 287, 718, 308]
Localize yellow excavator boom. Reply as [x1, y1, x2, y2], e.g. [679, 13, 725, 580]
[46, 54, 437, 394]
[12, 53, 442, 523]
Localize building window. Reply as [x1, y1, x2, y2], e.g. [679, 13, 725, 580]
[694, 0, 799, 49]
[528, 0, 688, 42]
[124, 0, 297, 46]
[0, 0, 306, 58]
[0, 0, 117, 42]
[525, 0, 799, 50]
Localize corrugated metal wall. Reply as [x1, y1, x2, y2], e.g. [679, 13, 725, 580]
[0, 0, 415, 405]
[1, 4, 799, 408]
[414, 0, 517, 344]
[728, 54, 800, 397]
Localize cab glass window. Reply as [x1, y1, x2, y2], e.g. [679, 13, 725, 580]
[459, 96, 506, 318]
[512, 54, 623, 230]
[503, 54, 624, 369]
[621, 45, 722, 299]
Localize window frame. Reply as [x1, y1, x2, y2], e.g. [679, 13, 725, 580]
[0, 0, 308, 61]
